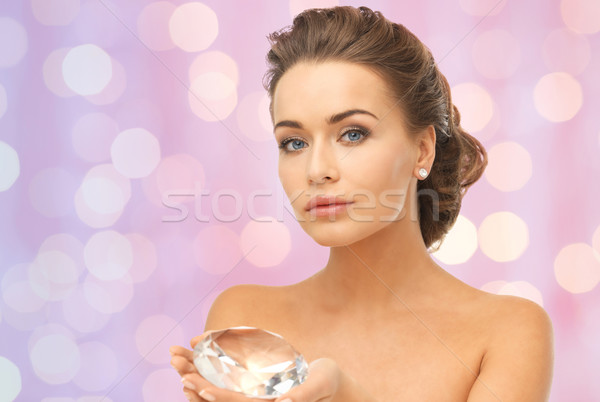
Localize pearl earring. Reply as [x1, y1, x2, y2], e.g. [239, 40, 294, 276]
[418, 168, 428, 179]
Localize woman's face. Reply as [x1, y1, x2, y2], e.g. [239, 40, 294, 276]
[272, 61, 427, 247]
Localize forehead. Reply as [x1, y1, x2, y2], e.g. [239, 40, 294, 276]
[272, 61, 396, 123]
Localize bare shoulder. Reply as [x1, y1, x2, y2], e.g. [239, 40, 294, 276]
[467, 292, 554, 401]
[479, 293, 554, 352]
[204, 283, 289, 331]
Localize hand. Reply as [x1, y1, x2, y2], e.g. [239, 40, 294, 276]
[170, 334, 272, 402]
[274, 358, 378, 402]
[273, 358, 340, 402]
[171, 336, 374, 402]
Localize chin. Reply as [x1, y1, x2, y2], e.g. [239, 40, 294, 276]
[300, 220, 389, 248]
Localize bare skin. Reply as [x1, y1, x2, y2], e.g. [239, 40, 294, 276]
[171, 62, 554, 401]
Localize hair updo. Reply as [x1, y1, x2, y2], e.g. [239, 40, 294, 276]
[263, 6, 487, 250]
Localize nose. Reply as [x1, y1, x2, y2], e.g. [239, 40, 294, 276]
[306, 138, 339, 185]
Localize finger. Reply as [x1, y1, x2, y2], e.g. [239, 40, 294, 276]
[170, 345, 193, 360]
[171, 355, 197, 377]
[182, 373, 275, 402]
[190, 333, 207, 349]
[183, 386, 202, 402]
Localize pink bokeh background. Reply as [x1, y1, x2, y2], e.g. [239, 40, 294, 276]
[1, 0, 599, 400]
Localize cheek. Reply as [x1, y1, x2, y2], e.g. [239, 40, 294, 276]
[351, 146, 413, 191]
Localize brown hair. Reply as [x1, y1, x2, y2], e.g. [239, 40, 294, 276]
[263, 6, 487, 249]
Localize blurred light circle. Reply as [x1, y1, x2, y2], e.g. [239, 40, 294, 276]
[561, 0, 600, 34]
[542, 28, 591, 76]
[432, 215, 478, 265]
[84, 230, 133, 281]
[74, 189, 123, 228]
[534, 72, 582, 122]
[75, 164, 131, 227]
[236, 91, 273, 142]
[0, 83, 6, 119]
[481, 280, 544, 306]
[135, 315, 185, 364]
[480, 280, 506, 294]
[61, 285, 111, 333]
[499, 281, 544, 306]
[83, 274, 134, 314]
[554, 243, 600, 294]
[30, 334, 81, 384]
[85, 58, 126, 105]
[28, 324, 74, 353]
[111, 128, 161, 179]
[31, 0, 80, 26]
[62, 44, 112, 96]
[191, 72, 235, 101]
[142, 369, 182, 402]
[72, 113, 119, 163]
[0, 356, 21, 401]
[156, 153, 205, 197]
[193, 225, 242, 275]
[241, 218, 291, 268]
[485, 142, 532, 192]
[472, 29, 520, 79]
[29, 250, 79, 301]
[142, 153, 205, 207]
[459, 0, 506, 16]
[188, 73, 237, 121]
[137, 1, 176, 51]
[39, 233, 85, 271]
[2, 303, 47, 331]
[81, 177, 126, 215]
[290, 0, 339, 17]
[169, 2, 218, 52]
[29, 167, 78, 218]
[0, 17, 28, 67]
[2, 263, 46, 313]
[0, 141, 20, 191]
[451, 83, 494, 132]
[478, 211, 529, 262]
[43, 48, 76, 97]
[2, 280, 46, 313]
[189, 51, 239, 85]
[125, 233, 158, 283]
[73, 342, 118, 391]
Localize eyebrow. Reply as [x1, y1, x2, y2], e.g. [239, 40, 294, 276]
[273, 109, 378, 131]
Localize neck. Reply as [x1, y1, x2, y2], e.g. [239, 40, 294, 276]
[316, 217, 441, 310]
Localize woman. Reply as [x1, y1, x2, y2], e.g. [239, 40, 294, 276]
[171, 6, 554, 401]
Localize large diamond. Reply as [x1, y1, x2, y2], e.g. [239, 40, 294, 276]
[193, 326, 309, 399]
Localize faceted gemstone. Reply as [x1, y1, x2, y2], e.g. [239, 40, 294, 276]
[193, 326, 308, 399]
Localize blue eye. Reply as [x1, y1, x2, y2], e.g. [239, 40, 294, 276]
[342, 128, 367, 142]
[278, 126, 370, 154]
[279, 137, 306, 152]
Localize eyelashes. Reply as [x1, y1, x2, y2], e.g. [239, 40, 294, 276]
[278, 126, 370, 153]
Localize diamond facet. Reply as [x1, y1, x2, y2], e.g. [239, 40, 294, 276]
[193, 326, 309, 399]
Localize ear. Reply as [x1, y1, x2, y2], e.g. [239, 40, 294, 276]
[414, 125, 436, 180]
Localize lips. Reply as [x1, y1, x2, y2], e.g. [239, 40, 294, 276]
[304, 195, 352, 211]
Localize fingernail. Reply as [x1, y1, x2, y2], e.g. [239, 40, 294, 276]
[199, 389, 216, 401]
[280, 399, 293, 402]
[181, 378, 196, 391]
